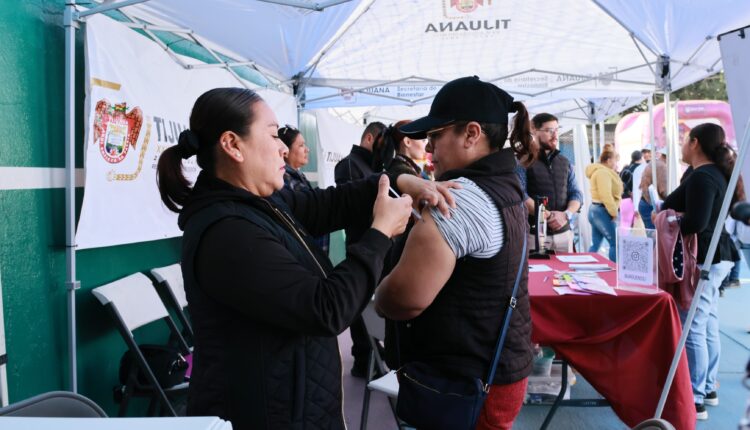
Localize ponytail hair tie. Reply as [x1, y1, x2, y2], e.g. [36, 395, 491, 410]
[177, 129, 200, 159]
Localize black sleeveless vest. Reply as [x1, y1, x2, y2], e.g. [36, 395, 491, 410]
[526, 150, 571, 234]
[396, 149, 533, 385]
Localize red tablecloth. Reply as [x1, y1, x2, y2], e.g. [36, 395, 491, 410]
[529, 253, 696, 430]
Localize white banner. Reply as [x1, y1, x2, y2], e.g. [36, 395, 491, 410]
[720, 26, 750, 186]
[312, 110, 365, 188]
[77, 14, 297, 249]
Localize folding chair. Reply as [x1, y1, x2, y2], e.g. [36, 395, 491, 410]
[0, 391, 107, 417]
[150, 263, 193, 342]
[92, 273, 190, 417]
[359, 301, 402, 430]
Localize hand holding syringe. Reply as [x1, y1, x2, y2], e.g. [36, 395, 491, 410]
[389, 186, 422, 221]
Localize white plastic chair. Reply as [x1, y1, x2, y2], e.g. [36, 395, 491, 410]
[150, 263, 193, 340]
[92, 273, 189, 417]
[359, 301, 401, 430]
[0, 391, 106, 417]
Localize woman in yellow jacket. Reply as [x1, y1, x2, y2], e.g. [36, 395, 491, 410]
[586, 150, 623, 261]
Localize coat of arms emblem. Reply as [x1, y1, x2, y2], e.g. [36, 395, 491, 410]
[93, 100, 143, 164]
[450, 0, 485, 13]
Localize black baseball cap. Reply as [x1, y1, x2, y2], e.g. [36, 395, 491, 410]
[399, 76, 516, 139]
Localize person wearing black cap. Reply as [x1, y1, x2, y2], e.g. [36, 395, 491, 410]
[375, 76, 534, 430]
[519, 113, 582, 253]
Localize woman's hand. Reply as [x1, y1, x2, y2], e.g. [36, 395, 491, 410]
[371, 175, 413, 238]
[396, 174, 461, 218]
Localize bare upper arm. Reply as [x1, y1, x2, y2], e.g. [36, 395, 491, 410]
[374, 210, 456, 320]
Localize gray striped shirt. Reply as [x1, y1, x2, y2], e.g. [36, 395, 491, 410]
[430, 177, 504, 259]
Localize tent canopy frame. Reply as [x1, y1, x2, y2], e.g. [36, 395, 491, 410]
[63, 0, 741, 398]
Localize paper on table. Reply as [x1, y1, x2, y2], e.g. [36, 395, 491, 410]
[569, 263, 612, 272]
[529, 264, 554, 273]
[577, 283, 618, 296]
[570, 274, 609, 286]
[554, 287, 592, 296]
[556, 255, 599, 263]
[565, 273, 618, 295]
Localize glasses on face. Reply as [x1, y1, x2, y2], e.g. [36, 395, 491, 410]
[538, 127, 561, 135]
[426, 124, 456, 146]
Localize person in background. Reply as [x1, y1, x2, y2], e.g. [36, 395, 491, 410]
[518, 113, 582, 253]
[586, 150, 623, 261]
[279, 124, 330, 254]
[630, 153, 648, 226]
[373, 120, 429, 178]
[641, 147, 652, 163]
[621, 150, 643, 198]
[394, 120, 430, 178]
[639, 151, 668, 229]
[334, 121, 389, 377]
[619, 150, 643, 228]
[155, 87, 452, 429]
[659, 123, 742, 421]
[720, 147, 746, 296]
[721, 217, 743, 296]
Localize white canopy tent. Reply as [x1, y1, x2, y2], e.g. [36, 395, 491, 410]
[126, 0, 750, 196]
[64, 0, 750, 395]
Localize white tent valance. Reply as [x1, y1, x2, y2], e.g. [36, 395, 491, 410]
[114, 0, 750, 109]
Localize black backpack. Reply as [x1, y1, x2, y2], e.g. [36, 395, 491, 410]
[119, 345, 189, 389]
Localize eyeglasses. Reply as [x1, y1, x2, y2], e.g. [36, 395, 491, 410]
[426, 124, 456, 145]
[538, 127, 561, 134]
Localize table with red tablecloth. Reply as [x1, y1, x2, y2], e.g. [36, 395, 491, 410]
[529, 253, 696, 430]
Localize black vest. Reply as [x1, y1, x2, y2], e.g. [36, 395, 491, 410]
[395, 150, 533, 385]
[180, 193, 343, 430]
[526, 150, 571, 233]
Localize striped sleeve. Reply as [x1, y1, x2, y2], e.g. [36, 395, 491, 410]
[429, 177, 504, 259]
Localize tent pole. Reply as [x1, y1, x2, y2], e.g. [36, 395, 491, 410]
[664, 91, 677, 192]
[591, 122, 598, 161]
[77, 0, 150, 19]
[654, 114, 750, 419]
[648, 94, 657, 192]
[599, 120, 605, 153]
[63, 0, 79, 393]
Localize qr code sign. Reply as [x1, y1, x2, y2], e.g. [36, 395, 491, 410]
[622, 240, 650, 273]
[617, 235, 656, 285]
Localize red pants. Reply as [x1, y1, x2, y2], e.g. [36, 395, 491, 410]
[475, 377, 528, 430]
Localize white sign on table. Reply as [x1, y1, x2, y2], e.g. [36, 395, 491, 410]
[616, 227, 659, 293]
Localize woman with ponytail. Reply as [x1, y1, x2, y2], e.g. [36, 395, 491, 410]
[374, 77, 534, 430]
[661, 122, 743, 420]
[156, 87, 457, 430]
[372, 120, 431, 178]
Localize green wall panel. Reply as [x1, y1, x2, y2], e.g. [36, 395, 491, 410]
[0, 1, 182, 415]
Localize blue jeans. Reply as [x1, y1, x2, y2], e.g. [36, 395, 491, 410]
[679, 261, 732, 404]
[638, 199, 655, 230]
[588, 204, 617, 262]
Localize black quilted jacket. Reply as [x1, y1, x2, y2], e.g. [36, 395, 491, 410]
[179, 173, 392, 430]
